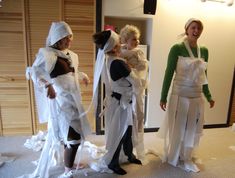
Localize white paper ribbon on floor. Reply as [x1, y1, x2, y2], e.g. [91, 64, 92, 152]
[19, 139, 152, 177]
[23, 130, 47, 152]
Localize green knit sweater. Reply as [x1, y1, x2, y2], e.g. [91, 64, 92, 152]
[160, 42, 213, 103]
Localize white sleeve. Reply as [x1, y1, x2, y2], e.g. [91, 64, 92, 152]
[26, 49, 53, 88]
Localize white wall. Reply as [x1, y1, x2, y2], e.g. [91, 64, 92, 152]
[103, 0, 235, 127]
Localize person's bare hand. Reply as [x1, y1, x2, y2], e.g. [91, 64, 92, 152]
[82, 77, 90, 87]
[209, 99, 215, 108]
[160, 101, 167, 111]
[47, 85, 56, 99]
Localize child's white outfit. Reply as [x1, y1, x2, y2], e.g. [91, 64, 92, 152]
[120, 46, 148, 163]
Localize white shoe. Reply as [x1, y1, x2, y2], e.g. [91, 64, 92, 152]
[184, 161, 200, 173]
[59, 170, 74, 178]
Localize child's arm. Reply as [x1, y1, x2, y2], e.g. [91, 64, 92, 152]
[78, 71, 90, 86]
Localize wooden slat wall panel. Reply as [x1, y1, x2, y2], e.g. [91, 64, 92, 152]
[0, 0, 32, 135]
[64, 0, 95, 131]
[27, 0, 61, 132]
[0, 0, 96, 135]
[27, 0, 61, 63]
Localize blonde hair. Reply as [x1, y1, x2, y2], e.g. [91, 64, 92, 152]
[120, 24, 140, 44]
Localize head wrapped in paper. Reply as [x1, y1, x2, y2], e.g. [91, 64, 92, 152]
[90, 30, 120, 114]
[178, 18, 203, 38]
[46, 21, 73, 47]
[184, 18, 203, 31]
[102, 30, 119, 53]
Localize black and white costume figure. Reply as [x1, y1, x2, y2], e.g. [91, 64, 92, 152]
[24, 21, 91, 178]
[92, 30, 142, 175]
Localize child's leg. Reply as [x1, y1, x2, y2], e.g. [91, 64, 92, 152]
[64, 144, 79, 170]
[64, 127, 81, 172]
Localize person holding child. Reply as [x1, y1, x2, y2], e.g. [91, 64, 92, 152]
[92, 30, 142, 175]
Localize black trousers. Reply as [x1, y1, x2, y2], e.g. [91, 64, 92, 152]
[108, 125, 136, 167]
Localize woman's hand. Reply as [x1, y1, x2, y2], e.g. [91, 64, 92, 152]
[47, 85, 56, 99]
[160, 101, 167, 111]
[209, 99, 215, 108]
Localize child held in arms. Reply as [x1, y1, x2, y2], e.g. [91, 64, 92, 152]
[120, 24, 149, 164]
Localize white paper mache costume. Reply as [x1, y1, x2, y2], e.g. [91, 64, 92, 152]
[157, 39, 208, 168]
[24, 21, 91, 178]
[120, 46, 149, 163]
[89, 30, 142, 172]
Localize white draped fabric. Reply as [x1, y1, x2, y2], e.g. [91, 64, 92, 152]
[24, 47, 91, 178]
[94, 55, 139, 170]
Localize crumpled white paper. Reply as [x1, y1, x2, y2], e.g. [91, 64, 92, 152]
[24, 130, 47, 152]
[83, 141, 106, 159]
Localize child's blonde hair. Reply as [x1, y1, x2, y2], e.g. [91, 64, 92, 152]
[120, 24, 140, 44]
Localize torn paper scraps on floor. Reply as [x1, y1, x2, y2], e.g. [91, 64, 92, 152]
[24, 130, 47, 152]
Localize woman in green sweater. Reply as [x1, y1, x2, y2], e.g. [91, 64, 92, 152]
[158, 18, 215, 173]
